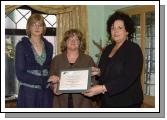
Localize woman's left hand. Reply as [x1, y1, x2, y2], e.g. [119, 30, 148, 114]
[83, 85, 105, 97]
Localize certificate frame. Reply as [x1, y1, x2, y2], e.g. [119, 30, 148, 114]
[57, 67, 91, 93]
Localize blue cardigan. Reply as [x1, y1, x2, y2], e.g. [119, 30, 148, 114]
[15, 37, 53, 86]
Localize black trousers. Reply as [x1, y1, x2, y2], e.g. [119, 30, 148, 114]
[68, 94, 73, 108]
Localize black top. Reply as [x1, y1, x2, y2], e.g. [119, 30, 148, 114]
[68, 62, 74, 108]
[69, 63, 74, 66]
[97, 40, 143, 107]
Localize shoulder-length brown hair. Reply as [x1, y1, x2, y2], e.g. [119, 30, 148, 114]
[26, 14, 46, 38]
[61, 29, 86, 53]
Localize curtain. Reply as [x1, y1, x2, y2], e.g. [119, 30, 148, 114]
[5, 5, 74, 15]
[56, 6, 88, 53]
[5, 5, 88, 54]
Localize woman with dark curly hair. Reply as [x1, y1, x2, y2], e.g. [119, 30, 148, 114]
[84, 11, 144, 108]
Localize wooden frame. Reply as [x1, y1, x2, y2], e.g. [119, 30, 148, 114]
[119, 5, 155, 108]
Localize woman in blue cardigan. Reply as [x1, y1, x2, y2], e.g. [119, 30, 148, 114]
[15, 14, 53, 107]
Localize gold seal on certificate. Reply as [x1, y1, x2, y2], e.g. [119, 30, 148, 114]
[57, 68, 91, 93]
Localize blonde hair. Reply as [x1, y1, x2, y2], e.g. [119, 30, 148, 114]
[26, 14, 46, 38]
[61, 29, 86, 53]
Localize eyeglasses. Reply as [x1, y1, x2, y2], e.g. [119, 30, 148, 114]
[68, 36, 80, 42]
[31, 23, 43, 28]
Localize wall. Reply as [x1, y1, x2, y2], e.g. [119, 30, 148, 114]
[87, 5, 132, 63]
[87, 5, 105, 64]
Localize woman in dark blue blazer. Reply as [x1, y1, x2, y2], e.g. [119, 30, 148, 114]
[84, 11, 143, 108]
[15, 14, 53, 107]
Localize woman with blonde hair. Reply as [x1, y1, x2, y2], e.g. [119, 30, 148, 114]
[15, 14, 53, 107]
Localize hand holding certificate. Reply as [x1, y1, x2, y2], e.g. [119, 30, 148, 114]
[57, 68, 91, 93]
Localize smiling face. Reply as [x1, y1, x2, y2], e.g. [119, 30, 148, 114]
[61, 29, 86, 53]
[66, 33, 80, 51]
[111, 20, 128, 44]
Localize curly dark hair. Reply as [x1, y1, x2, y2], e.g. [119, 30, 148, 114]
[107, 11, 135, 41]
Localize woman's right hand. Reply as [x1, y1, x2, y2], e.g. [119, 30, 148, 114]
[48, 75, 59, 84]
[48, 75, 62, 95]
[52, 83, 62, 95]
[91, 67, 101, 76]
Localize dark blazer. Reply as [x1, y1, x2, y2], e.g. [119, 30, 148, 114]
[98, 40, 143, 107]
[50, 51, 95, 108]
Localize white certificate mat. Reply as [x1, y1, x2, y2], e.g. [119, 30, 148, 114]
[58, 68, 91, 93]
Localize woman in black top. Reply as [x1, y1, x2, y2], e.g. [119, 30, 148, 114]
[84, 11, 143, 108]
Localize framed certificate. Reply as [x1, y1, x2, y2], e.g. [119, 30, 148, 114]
[57, 68, 91, 93]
